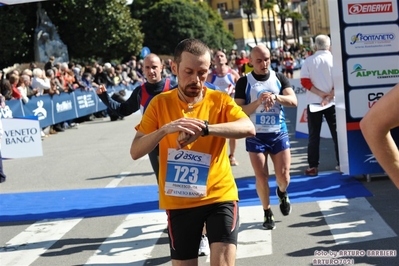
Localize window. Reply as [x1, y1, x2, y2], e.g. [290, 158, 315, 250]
[228, 23, 234, 32]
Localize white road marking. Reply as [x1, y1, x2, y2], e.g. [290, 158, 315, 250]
[1, 195, 396, 265]
[236, 206, 273, 258]
[0, 218, 82, 266]
[106, 171, 130, 188]
[318, 198, 397, 245]
[84, 212, 167, 265]
[205, 205, 272, 262]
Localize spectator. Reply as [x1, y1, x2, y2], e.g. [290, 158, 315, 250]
[44, 55, 55, 71]
[52, 67, 64, 93]
[126, 60, 141, 85]
[44, 70, 60, 96]
[9, 74, 22, 100]
[300, 34, 339, 176]
[81, 72, 99, 91]
[235, 50, 250, 76]
[21, 69, 40, 97]
[94, 65, 105, 85]
[0, 79, 13, 100]
[120, 64, 132, 85]
[161, 59, 172, 78]
[17, 74, 31, 103]
[31, 68, 50, 95]
[101, 63, 117, 87]
[271, 53, 280, 72]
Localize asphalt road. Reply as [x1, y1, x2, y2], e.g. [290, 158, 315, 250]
[1, 75, 399, 265]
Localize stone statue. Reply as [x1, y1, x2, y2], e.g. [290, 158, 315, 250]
[34, 4, 69, 63]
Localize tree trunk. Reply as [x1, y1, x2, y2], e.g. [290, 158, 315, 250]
[267, 9, 273, 49]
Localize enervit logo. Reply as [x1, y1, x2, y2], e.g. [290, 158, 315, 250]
[348, 2, 393, 14]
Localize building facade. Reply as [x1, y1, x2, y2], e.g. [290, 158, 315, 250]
[206, 0, 298, 52]
[307, 0, 330, 35]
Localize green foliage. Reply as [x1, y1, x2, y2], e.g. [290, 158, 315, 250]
[0, 4, 36, 68]
[130, 0, 160, 18]
[0, 0, 234, 68]
[139, 0, 233, 55]
[42, 0, 143, 63]
[0, 0, 143, 68]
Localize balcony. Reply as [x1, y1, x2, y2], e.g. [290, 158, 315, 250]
[218, 8, 258, 19]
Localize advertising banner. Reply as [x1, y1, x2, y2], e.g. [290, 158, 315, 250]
[1, 91, 107, 128]
[1, 117, 43, 159]
[329, 0, 399, 175]
[0, 0, 47, 6]
[291, 79, 332, 139]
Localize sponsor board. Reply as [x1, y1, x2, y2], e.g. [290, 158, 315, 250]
[343, 0, 398, 23]
[1, 117, 43, 158]
[347, 55, 399, 87]
[348, 86, 393, 118]
[344, 24, 399, 55]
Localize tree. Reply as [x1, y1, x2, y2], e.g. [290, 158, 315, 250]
[130, 0, 160, 18]
[276, 0, 289, 42]
[242, 0, 257, 45]
[260, 0, 277, 49]
[41, 0, 143, 63]
[140, 0, 234, 55]
[289, 11, 303, 45]
[0, 3, 37, 68]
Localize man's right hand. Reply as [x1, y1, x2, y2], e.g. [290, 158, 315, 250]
[96, 85, 107, 94]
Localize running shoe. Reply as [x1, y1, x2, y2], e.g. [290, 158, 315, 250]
[198, 234, 210, 256]
[262, 209, 276, 230]
[305, 167, 318, 176]
[277, 188, 292, 216]
[229, 155, 239, 166]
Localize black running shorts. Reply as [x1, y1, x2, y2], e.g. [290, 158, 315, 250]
[166, 201, 239, 260]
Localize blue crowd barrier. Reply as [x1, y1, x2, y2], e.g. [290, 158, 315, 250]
[2, 90, 107, 128]
[105, 82, 141, 93]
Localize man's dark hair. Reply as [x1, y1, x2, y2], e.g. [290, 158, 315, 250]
[174, 39, 211, 65]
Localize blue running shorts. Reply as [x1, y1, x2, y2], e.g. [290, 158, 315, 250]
[246, 131, 290, 154]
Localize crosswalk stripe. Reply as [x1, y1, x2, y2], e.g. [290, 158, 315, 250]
[236, 206, 273, 259]
[84, 212, 167, 265]
[106, 172, 130, 188]
[1, 198, 395, 265]
[318, 198, 397, 245]
[0, 218, 82, 266]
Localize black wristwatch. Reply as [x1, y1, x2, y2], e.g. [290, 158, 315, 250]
[273, 94, 278, 101]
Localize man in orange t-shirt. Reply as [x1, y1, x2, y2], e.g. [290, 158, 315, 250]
[131, 39, 255, 265]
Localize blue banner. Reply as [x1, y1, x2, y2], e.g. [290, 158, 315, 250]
[2, 90, 107, 128]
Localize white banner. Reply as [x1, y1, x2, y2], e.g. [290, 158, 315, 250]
[0, 0, 47, 6]
[291, 78, 332, 139]
[1, 118, 43, 159]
